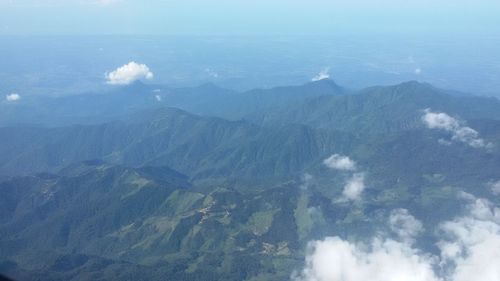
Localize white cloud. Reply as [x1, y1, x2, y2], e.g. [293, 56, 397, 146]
[452, 127, 489, 148]
[437, 195, 500, 281]
[323, 154, 366, 202]
[155, 94, 162, 102]
[5, 93, 20, 102]
[422, 109, 460, 130]
[295, 194, 500, 281]
[390, 208, 424, 242]
[323, 154, 356, 171]
[205, 68, 219, 78]
[341, 173, 366, 202]
[312, 68, 330, 82]
[293, 236, 441, 281]
[490, 181, 500, 195]
[105, 61, 154, 85]
[415, 68, 422, 75]
[300, 173, 314, 190]
[422, 109, 492, 149]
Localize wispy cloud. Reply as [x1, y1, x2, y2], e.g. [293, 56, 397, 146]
[389, 208, 424, 243]
[205, 68, 219, 79]
[105, 61, 154, 85]
[490, 180, 500, 195]
[300, 173, 314, 190]
[422, 109, 492, 149]
[312, 68, 330, 82]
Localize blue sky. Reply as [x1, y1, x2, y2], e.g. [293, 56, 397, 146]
[1, 0, 500, 36]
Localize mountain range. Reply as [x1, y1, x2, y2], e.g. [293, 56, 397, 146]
[1, 79, 499, 280]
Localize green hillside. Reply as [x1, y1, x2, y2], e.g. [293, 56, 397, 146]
[1, 81, 500, 280]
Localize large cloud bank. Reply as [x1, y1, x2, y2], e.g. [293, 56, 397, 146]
[422, 109, 492, 149]
[438, 193, 500, 281]
[293, 193, 500, 281]
[105, 62, 154, 85]
[294, 237, 440, 281]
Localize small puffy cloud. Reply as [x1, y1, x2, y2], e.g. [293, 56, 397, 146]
[155, 94, 162, 102]
[323, 154, 356, 171]
[390, 209, 424, 242]
[415, 68, 422, 75]
[5, 93, 21, 102]
[312, 68, 330, 82]
[342, 173, 366, 202]
[106, 61, 154, 85]
[422, 109, 492, 149]
[422, 109, 460, 130]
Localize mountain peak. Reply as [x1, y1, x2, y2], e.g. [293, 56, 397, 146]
[395, 80, 434, 90]
[304, 78, 344, 94]
[119, 80, 151, 92]
[197, 82, 223, 91]
[308, 78, 338, 86]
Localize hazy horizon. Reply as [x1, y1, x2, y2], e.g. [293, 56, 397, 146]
[1, 34, 500, 97]
[1, 0, 499, 36]
[2, 0, 500, 96]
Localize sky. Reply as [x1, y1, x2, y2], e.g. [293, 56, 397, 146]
[1, 0, 500, 36]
